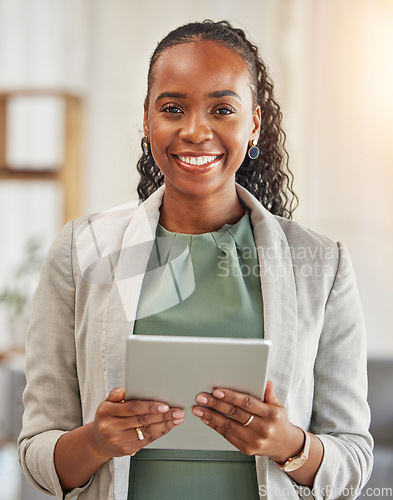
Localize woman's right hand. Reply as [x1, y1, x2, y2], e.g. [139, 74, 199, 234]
[89, 387, 185, 460]
[54, 388, 184, 491]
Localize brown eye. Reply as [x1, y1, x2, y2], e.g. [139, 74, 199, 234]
[213, 107, 234, 115]
[161, 105, 183, 114]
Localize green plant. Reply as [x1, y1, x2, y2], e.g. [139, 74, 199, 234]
[0, 238, 44, 318]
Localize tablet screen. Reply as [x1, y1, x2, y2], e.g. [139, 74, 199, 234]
[125, 335, 271, 451]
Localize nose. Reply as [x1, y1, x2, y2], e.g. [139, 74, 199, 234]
[178, 112, 213, 143]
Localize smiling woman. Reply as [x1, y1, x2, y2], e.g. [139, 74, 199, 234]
[138, 21, 297, 222]
[18, 20, 373, 500]
[143, 39, 260, 233]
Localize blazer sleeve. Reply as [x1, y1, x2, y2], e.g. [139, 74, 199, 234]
[301, 242, 373, 499]
[17, 221, 93, 499]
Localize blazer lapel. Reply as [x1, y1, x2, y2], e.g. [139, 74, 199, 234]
[106, 186, 165, 392]
[236, 185, 297, 407]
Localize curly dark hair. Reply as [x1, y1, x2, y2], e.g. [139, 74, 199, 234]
[137, 20, 298, 219]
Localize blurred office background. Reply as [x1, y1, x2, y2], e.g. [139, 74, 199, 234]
[0, 0, 392, 498]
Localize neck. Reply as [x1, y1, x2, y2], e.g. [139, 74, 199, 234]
[158, 183, 245, 234]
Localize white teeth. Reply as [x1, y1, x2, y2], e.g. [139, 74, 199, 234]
[177, 155, 219, 166]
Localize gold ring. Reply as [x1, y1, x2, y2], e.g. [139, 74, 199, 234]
[243, 414, 254, 427]
[135, 427, 144, 440]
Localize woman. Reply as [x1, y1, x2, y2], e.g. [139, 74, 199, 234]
[18, 21, 373, 499]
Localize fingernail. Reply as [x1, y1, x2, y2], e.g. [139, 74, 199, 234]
[201, 418, 209, 425]
[213, 389, 225, 399]
[192, 408, 204, 417]
[173, 418, 184, 425]
[157, 404, 169, 413]
[173, 410, 185, 419]
[195, 395, 208, 404]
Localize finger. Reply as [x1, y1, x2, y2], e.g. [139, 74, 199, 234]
[263, 380, 282, 406]
[129, 409, 185, 428]
[107, 400, 173, 418]
[107, 409, 186, 432]
[197, 388, 267, 418]
[125, 399, 172, 416]
[211, 387, 283, 416]
[193, 407, 256, 455]
[107, 415, 185, 457]
[125, 417, 185, 448]
[194, 393, 252, 425]
[192, 405, 250, 437]
[107, 387, 125, 403]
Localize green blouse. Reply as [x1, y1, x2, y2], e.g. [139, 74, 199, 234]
[128, 211, 263, 500]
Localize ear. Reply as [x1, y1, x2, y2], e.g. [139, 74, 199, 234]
[143, 102, 149, 139]
[250, 105, 261, 144]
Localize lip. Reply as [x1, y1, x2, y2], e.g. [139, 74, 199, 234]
[172, 153, 223, 174]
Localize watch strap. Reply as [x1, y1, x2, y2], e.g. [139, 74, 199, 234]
[274, 427, 310, 471]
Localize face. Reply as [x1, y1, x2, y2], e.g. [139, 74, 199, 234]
[144, 40, 261, 200]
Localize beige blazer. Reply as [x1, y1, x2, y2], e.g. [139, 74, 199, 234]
[18, 184, 373, 499]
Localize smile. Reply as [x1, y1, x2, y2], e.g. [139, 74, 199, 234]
[175, 155, 220, 166]
[172, 154, 223, 174]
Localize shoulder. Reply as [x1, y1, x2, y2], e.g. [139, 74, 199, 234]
[42, 201, 141, 281]
[275, 215, 339, 258]
[274, 216, 342, 290]
[238, 184, 341, 278]
[73, 199, 140, 233]
[70, 199, 141, 252]
[70, 200, 143, 279]
[48, 200, 141, 250]
[237, 183, 338, 258]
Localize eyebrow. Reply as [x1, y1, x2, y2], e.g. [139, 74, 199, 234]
[155, 90, 242, 102]
[208, 90, 241, 101]
[156, 92, 186, 102]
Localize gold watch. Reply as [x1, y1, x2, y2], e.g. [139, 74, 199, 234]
[274, 428, 310, 472]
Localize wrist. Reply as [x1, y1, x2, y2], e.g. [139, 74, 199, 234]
[54, 423, 111, 491]
[272, 426, 311, 473]
[85, 422, 112, 463]
[271, 424, 305, 464]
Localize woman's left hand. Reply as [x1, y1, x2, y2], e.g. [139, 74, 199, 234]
[192, 380, 304, 463]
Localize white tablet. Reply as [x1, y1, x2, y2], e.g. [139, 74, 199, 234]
[125, 335, 271, 451]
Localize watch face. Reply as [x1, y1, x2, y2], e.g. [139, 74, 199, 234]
[285, 457, 307, 472]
